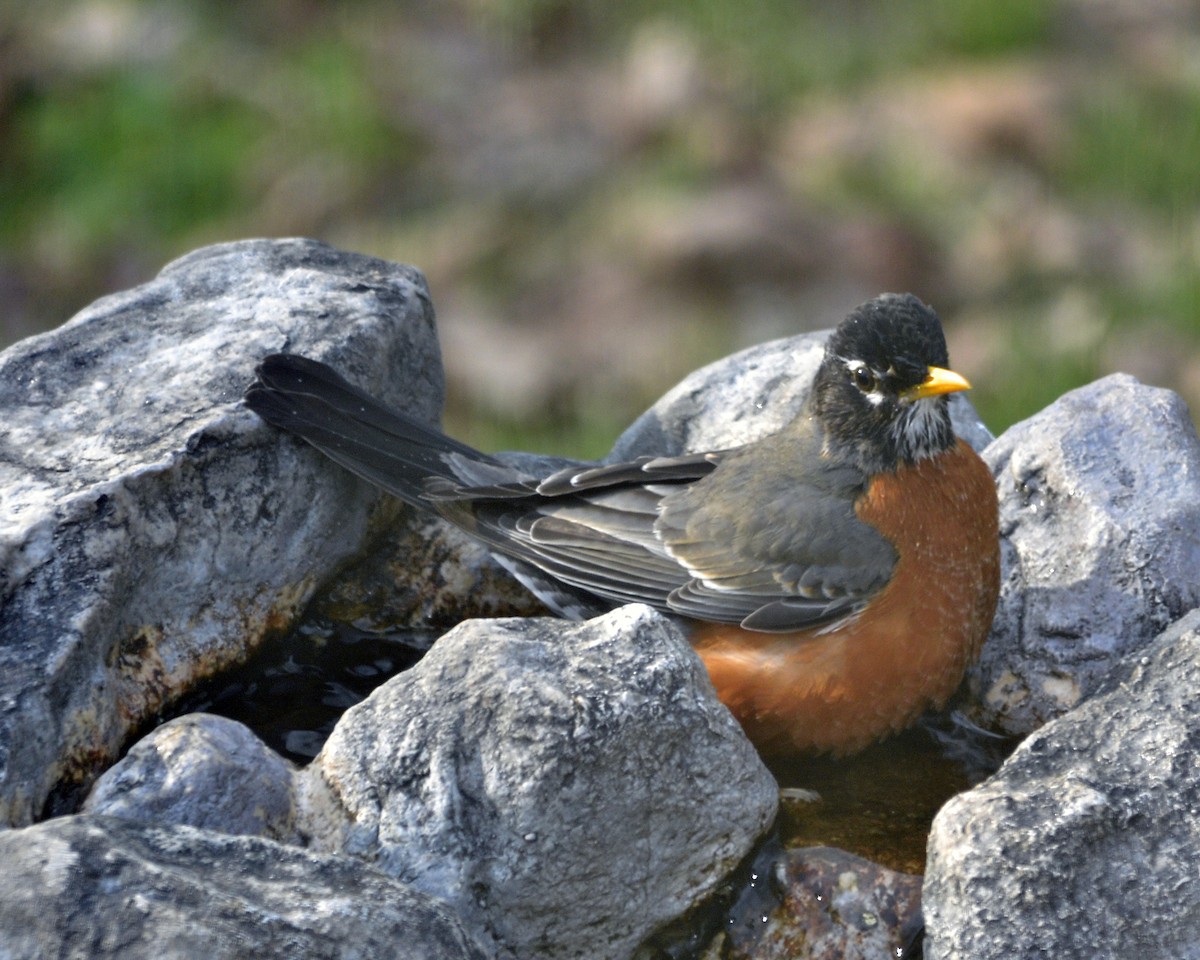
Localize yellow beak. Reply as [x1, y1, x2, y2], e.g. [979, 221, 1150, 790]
[901, 366, 972, 402]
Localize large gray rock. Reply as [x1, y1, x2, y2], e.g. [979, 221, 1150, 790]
[924, 609, 1200, 959]
[971, 374, 1200, 734]
[300, 605, 779, 960]
[0, 814, 489, 960]
[0, 237, 449, 825]
[83, 713, 298, 841]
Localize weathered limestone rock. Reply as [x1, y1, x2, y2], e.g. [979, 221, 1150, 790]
[83, 713, 297, 841]
[307, 512, 549, 632]
[0, 814, 489, 960]
[924, 609, 1200, 959]
[299, 605, 779, 960]
[972, 374, 1200, 734]
[716, 846, 923, 960]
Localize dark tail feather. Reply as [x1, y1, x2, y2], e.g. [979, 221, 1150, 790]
[244, 353, 505, 505]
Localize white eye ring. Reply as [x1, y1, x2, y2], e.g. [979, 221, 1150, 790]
[847, 362, 878, 393]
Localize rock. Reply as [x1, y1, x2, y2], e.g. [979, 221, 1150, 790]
[0, 814, 489, 960]
[0, 237, 451, 825]
[924, 609, 1200, 959]
[300, 605, 779, 960]
[717, 846, 923, 960]
[83, 713, 298, 841]
[971, 374, 1200, 734]
[609, 328, 993, 461]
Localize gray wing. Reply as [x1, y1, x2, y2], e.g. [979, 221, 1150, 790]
[652, 427, 897, 632]
[426, 454, 718, 612]
[433, 428, 896, 633]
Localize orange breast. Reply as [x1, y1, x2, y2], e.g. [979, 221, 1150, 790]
[689, 439, 999, 756]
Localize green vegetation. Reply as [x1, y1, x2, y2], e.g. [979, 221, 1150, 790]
[1065, 80, 1200, 213]
[636, 0, 1051, 99]
[2, 71, 259, 247]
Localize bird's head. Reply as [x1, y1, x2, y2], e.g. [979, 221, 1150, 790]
[813, 293, 971, 473]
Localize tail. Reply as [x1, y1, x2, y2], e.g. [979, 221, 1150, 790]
[244, 354, 511, 506]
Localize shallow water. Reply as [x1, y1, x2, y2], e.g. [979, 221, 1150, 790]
[167, 618, 437, 762]
[772, 728, 976, 875]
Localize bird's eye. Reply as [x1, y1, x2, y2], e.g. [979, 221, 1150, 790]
[851, 366, 877, 392]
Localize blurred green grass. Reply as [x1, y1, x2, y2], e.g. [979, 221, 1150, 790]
[1065, 79, 1200, 212]
[484, 0, 1054, 97]
[2, 1, 1198, 457]
[2, 71, 257, 246]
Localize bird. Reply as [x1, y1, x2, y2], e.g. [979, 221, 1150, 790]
[244, 293, 1000, 756]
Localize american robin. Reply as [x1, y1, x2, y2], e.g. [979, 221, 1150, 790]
[245, 293, 999, 756]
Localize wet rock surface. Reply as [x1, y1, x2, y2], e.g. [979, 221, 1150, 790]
[973, 373, 1200, 734]
[924, 609, 1200, 959]
[0, 814, 490, 960]
[83, 713, 298, 841]
[714, 846, 923, 960]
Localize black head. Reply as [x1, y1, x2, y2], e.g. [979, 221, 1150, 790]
[812, 294, 968, 473]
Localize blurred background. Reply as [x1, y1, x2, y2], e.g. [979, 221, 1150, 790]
[2, 0, 1199, 455]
